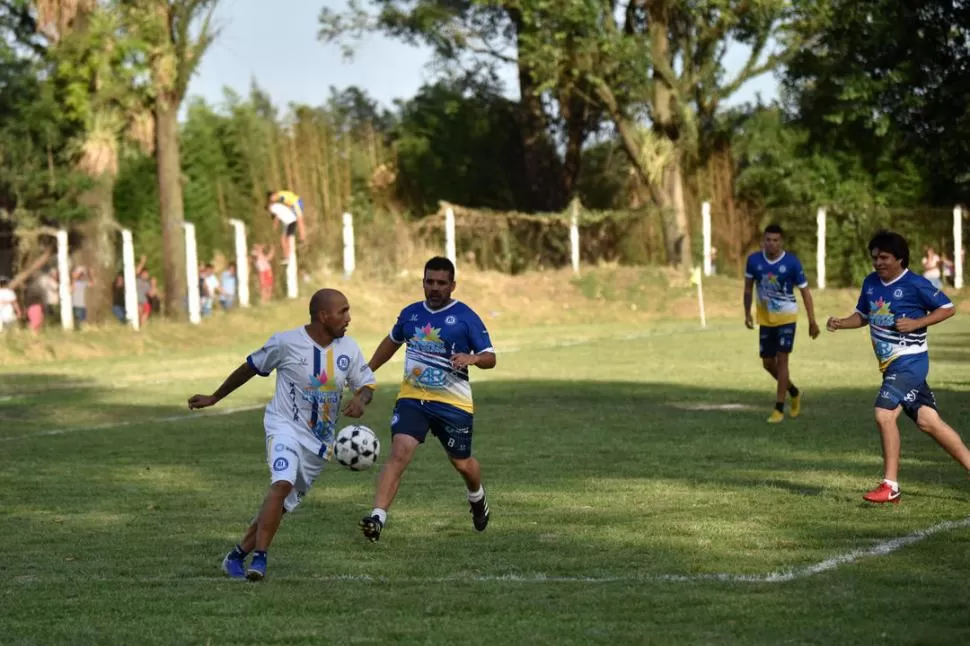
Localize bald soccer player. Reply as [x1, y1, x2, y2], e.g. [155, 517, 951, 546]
[188, 289, 377, 581]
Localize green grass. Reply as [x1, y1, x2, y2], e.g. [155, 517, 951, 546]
[3, 274, 970, 644]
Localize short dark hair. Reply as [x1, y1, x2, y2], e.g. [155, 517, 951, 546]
[424, 256, 455, 281]
[0, 277, 9, 287]
[266, 191, 274, 200]
[764, 224, 784, 237]
[868, 230, 910, 268]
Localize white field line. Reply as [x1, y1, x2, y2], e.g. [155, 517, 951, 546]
[10, 515, 970, 587]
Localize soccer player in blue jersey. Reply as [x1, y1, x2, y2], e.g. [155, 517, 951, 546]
[827, 231, 970, 503]
[359, 256, 496, 542]
[743, 224, 820, 423]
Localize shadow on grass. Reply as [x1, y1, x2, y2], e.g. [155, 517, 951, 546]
[4, 378, 970, 584]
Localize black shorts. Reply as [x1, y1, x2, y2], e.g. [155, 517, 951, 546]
[759, 324, 796, 358]
[391, 398, 474, 459]
[284, 221, 297, 237]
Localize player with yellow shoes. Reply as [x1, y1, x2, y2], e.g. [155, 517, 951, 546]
[743, 224, 820, 423]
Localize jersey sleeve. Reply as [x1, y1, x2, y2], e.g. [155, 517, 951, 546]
[465, 310, 495, 354]
[744, 254, 755, 279]
[915, 276, 954, 312]
[389, 308, 408, 344]
[794, 258, 808, 288]
[855, 285, 869, 319]
[348, 344, 377, 392]
[247, 334, 282, 377]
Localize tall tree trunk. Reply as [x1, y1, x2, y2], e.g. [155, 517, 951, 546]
[82, 172, 117, 322]
[155, 96, 186, 317]
[508, 7, 565, 212]
[648, 1, 693, 269]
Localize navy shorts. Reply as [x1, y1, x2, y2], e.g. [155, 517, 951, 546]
[391, 398, 474, 459]
[759, 323, 796, 357]
[875, 365, 938, 422]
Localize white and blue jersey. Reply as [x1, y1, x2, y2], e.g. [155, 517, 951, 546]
[247, 328, 376, 456]
[745, 251, 808, 327]
[389, 300, 494, 413]
[855, 269, 953, 373]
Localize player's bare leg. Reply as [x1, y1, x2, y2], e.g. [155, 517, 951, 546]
[451, 455, 489, 532]
[362, 434, 420, 541]
[222, 482, 290, 580]
[864, 407, 904, 503]
[915, 407, 970, 470]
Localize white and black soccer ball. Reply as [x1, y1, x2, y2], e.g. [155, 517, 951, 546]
[334, 425, 380, 471]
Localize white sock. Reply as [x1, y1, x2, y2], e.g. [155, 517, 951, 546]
[371, 508, 387, 525]
[883, 479, 899, 491]
[467, 486, 485, 503]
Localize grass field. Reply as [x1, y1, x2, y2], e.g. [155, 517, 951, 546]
[2, 268, 970, 645]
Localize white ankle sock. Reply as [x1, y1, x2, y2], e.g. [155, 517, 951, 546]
[371, 508, 387, 524]
[467, 487, 485, 503]
[883, 479, 899, 491]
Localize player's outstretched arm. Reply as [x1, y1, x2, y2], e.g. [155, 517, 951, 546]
[368, 336, 403, 372]
[826, 312, 867, 332]
[187, 362, 258, 409]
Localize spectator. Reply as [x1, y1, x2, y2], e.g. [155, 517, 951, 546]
[204, 263, 220, 316]
[71, 267, 92, 329]
[112, 272, 127, 323]
[0, 276, 20, 332]
[39, 268, 59, 325]
[24, 275, 45, 334]
[220, 262, 237, 310]
[921, 245, 943, 289]
[252, 244, 274, 304]
[148, 276, 161, 318]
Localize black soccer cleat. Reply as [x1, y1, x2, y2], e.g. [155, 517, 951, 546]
[360, 514, 383, 542]
[469, 493, 490, 532]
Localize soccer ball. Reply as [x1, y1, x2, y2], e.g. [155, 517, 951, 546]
[334, 425, 380, 471]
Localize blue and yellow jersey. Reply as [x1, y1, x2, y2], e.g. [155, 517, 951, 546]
[389, 300, 494, 413]
[269, 190, 304, 217]
[855, 269, 953, 372]
[745, 251, 808, 327]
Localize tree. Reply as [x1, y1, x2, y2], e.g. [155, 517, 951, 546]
[123, 0, 218, 317]
[40, 0, 153, 320]
[784, 0, 970, 204]
[319, 0, 601, 212]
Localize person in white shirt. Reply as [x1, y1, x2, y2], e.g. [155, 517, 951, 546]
[0, 277, 21, 331]
[187, 288, 376, 581]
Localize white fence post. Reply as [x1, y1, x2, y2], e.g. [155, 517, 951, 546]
[702, 201, 712, 277]
[342, 212, 356, 279]
[445, 206, 457, 266]
[183, 223, 201, 324]
[816, 207, 827, 290]
[121, 229, 139, 331]
[570, 201, 580, 275]
[55, 229, 74, 331]
[954, 205, 964, 290]
[228, 219, 250, 308]
[286, 237, 298, 299]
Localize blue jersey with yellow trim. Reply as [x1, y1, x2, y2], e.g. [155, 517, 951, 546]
[745, 251, 808, 327]
[855, 269, 953, 373]
[389, 300, 494, 413]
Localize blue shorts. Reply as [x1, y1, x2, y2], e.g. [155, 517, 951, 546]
[391, 398, 474, 459]
[759, 324, 796, 357]
[875, 361, 937, 422]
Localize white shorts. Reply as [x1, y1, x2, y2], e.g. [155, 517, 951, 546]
[266, 434, 327, 512]
[269, 203, 297, 226]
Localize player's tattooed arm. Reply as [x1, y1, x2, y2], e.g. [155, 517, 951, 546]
[187, 362, 258, 409]
[343, 386, 374, 418]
